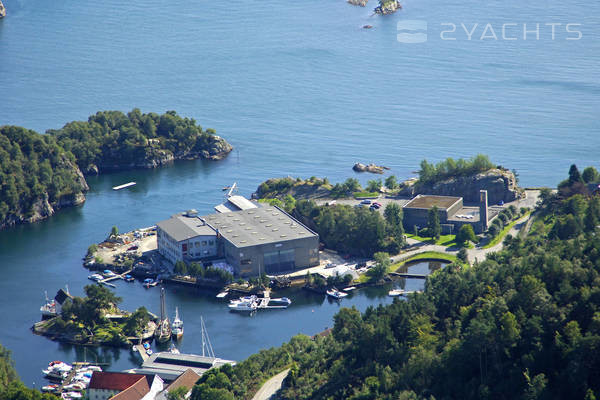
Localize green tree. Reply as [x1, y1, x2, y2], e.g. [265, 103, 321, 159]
[568, 164, 583, 185]
[385, 175, 398, 190]
[384, 203, 404, 239]
[582, 166, 599, 183]
[174, 261, 188, 275]
[427, 206, 441, 240]
[456, 224, 477, 247]
[367, 252, 390, 282]
[343, 178, 361, 192]
[110, 225, 119, 238]
[366, 179, 382, 193]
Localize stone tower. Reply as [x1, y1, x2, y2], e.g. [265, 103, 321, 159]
[480, 190, 489, 232]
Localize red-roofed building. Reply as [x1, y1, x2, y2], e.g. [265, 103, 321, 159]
[87, 372, 149, 400]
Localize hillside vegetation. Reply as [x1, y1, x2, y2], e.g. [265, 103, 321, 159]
[194, 165, 600, 400]
[48, 109, 232, 174]
[0, 126, 88, 229]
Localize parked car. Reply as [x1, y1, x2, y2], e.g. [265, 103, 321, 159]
[127, 245, 139, 251]
[369, 204, 380, 210]
[372, 202, 382, 207]
[360, 199, 372, 205]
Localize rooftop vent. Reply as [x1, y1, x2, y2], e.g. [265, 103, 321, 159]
[272, 228, 279, 232]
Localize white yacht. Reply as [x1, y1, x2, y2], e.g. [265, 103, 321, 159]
[228, 297, 258, 312]
[171, 307, 184, 339]
[388, 289, 405, 297]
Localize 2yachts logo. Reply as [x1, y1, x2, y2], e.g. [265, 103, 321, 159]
[397, 21, 583, 43]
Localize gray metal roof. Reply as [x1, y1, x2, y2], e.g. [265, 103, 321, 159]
[214, 195, 258, 213]
[125, 352, 235, 382]
[156, 214, 217, 242]
[202, 206, 318, 248]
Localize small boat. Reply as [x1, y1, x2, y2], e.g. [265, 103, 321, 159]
[169, 343, 180, 354]
[88, 274, 103, 282]
[41, 384, 59, 393]
[171, 307, 184, 339]
[146, 349, 153, 356]
[103, 270, 116, 278]
[155, 288, 172, 343]
[267, 297, 292, 307]
[228, 297, 258, 312]
[143, 278, 155, 288]
[344, 286, 357, 291]
[143, 342, 150, 350]
[40, 292, 57, 318]
[388, 289, 405, 297]
[216, 290, 229, 298]
[124, 274, 134, 282]
[326, 288, 348, 300]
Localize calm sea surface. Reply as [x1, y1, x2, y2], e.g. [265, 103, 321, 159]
[0, 0, 599, 386]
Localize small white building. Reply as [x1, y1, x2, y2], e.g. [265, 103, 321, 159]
[156, 210, 218, 265]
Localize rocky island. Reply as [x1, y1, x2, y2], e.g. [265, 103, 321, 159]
[0, 0, 6, 18]
[0, 109, 232, 230]
[374, 0, 401, 14]
[353, 162, 389, 174]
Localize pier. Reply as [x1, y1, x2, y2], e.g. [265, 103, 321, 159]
[97, 269, 132, 287]
[133, 344, 150, 362]
[389, 272, 428, 279]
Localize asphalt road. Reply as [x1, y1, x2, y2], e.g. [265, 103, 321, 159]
[252, 369, 290, 400]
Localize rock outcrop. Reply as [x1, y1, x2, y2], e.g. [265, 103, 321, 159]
[374, 0, 401, 14]
[353, 162, 389, 174]
[0, 0, 6, 18]
[348, 0, 369, 6]
[404, 169, 521, 205]
[0, 158, 89, 230]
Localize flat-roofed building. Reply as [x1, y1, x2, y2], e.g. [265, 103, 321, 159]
[203, 206, 320, 276]
[156, 210, 218, 264]
[125, 352, 235, 383]
[403, 193, 490, 234]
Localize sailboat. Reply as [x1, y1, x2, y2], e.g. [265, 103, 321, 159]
[200, 316, 215, 358]
[171, 307, 184, 340]
[155, 287, 172, 343]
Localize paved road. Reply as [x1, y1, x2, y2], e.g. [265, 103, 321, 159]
[391, 212, 534, 265]
[252, 369, 290, 400]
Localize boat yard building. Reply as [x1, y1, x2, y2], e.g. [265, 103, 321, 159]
[156, 210, 218, 265]
[156, 206, 319, 277]
[402, 191, 491, 234]
[202, 206, 320, 276]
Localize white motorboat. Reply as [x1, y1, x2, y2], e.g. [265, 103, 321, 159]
[88, 274, 103, 282]
[326, 288, 348, 300]
[171, 307, 184, 339]
[388, 289, 405, 297]
[228, 297, 258, 312]
[216, 290, 229, 298]
[267, 297, 292, 307]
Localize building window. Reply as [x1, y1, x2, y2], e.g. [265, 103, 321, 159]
[202, 241, 207, 245]
[241, 259, 252, 265]
[209, 240, 214, 245]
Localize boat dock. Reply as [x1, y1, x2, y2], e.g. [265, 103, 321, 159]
[112, 182, 136, 190]
[389, 272, 428, 279]
[98, 269, 132, 287]
[133, 344, 150, 362]
[256, 297, 288, 309]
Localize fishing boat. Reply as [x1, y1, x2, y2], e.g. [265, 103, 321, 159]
[326, 288, 348, 300]
[171, 307, 184, 339]
[40, 292, 57, 318]
[155, 288, 172, 343]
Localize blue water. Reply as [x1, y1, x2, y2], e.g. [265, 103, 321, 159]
[0, 0, 599, 387]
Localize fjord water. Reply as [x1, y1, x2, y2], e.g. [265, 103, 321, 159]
[0, 0, 599, 386]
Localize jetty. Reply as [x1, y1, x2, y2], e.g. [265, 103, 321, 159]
[133, 344, 150, 362]
[97, 269, 132, 287]
[389, 272, 428, 279]
[112, 182, 136, 190]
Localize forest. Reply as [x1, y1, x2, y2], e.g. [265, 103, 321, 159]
[0, 126, 88, 228]
[47, 109, 231, 174]
[193, 165, 600, 400]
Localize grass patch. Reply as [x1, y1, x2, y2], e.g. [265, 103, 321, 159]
[393, 251, 457, 269]
[482, 211, 532, 249]
[353, 191, 380, 199]
[406, 233, 458, 247]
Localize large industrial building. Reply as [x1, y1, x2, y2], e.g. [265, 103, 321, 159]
[156, 205, 319, 277]
[402, 190, 491, 234]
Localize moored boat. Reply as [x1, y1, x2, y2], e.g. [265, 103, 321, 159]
[326, 288, 348, 300]
[228, 297, 258, 312]
[40, 292, 57, 318]
[171, 307, 184, 339]
[155, 287, 172, 343]
[388, 289, 405, 297]
[267, 297, 292, 307]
